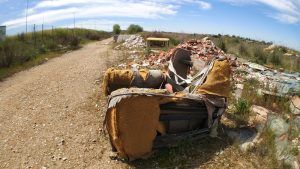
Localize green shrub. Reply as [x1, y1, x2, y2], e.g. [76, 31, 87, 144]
[269, 49, 282, 66]
[17, 33, 26, 42]
[254, 48, 267, 65]
[169, 37, 180, 46]
[70, 37, 81, 49]
[239, 44, 249, 57]
[127, 24, 143, 34]
[113, 24, 121, 35]
[0, 39, 18, 67]
[218, 38, 227, 53]
[44, 40, 58, 50]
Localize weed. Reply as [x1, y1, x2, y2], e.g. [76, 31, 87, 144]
[254, 47, 267, 65]
[235, 99, 251, 115]
[230, 98, 251, 124]
[255, 127, 278, 168]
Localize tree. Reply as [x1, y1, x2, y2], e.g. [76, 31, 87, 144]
[127, 24, 143, 34]
[113, 24, 121, 35]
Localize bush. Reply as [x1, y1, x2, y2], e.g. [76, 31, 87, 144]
[218, 38, 227, 53]
[239, 44, 249, 57]
[270, 49, 281, 66]
[254, 48, 267, 65]
[70, 37, 81, 49]
[169, 37, 180, 46]
[127, 24, 143, 34]
[113, 24, 121, 35]
[0, 39, 17, 67]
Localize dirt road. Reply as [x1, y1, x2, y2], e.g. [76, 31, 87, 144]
[0, 38, 126, 169]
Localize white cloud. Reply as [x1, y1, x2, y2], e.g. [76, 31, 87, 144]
[221, 0, 300, 24]
[2, 0, 212, 30]
[197, 1, 212, 10]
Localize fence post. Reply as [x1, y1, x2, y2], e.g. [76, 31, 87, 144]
[33, 24, 36, 47]
[42, 24, 44, 42]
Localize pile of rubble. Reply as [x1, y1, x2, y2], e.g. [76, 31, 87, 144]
[116, 37, 228, 71]
[178, 37, 226, 61]
[232, 61, 300, 97]
[146, 37, 226, 67]
[115, 35, 146, 50]
[147, 51, 170, 67]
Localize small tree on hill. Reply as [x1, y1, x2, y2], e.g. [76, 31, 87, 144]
[113, 24, 121, 35]
[127, 24, 143, 34]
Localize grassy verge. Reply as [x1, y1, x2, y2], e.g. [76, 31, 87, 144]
[0, 28, 111, 81]
[0, 51, 62, 80]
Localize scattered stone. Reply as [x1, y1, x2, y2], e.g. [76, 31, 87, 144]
[240, 141, 255, 152]
[56, 138, 65, 146]
[290, 96, 300, 115]
[267, 115, 289, 137]
[290, 116, 300, 138]
[266, 115, 300, 168]
[234, 83, 244, 100]
[249, 105, 269, 130]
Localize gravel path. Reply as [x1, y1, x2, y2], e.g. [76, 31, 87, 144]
[0, 38, 125, 169]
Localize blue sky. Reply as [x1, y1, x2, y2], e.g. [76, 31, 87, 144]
[0, 0, 300, 50]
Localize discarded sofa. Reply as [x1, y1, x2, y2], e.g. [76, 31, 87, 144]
[103, 57, 231, 160]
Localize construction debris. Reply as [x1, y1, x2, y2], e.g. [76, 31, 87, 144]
[231, 61, 300, 96]
[115, 35, 146, 50]
[177, 38, 227, 61]
[145, 37, 227, 69]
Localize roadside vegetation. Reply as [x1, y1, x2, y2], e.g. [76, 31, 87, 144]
[0, 28, 110, 80]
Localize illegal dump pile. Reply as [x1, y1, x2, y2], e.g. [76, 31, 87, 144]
[114, 35, 146, 50]
[103, 36, 231, 160]
[123, 37, 228, 70]
[103, 35, 299, 167]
